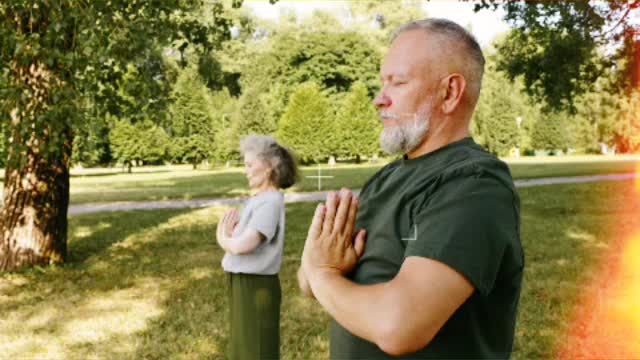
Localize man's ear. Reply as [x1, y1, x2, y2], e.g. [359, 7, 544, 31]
[439, 74, 466, 115]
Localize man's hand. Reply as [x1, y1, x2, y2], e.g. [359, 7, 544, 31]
[301, 189, 367, 282]
[297, 267, 315, 299]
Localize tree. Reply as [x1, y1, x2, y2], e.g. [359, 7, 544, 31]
[334, 82, 381, 162]
[569, 80, 620, 153]
[168, 66, 215, 169]
[229, 86, 278, 145]
[109, 117, 138, 173]
[277, 82, 334, 164]
[530, 112, 569, 153]
[475, 0, 640, 112]
[141, 122, 171, 165]
[0, 0, 236, 271]
[208, 89, 239, 164]
[471, 54, 529, 156]
[0, 117, 7, 168]
[239, 29, 381, 113]
[613, 90, 640, 153]
[110, 117, 170, 172]
[348, 0, 428, 50]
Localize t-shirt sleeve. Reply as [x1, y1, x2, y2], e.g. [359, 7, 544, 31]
[404, 176, 519, 296]
[246, 199, 281, 242]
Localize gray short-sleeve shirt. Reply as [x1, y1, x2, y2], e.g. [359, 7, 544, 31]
[221, 191, 285, 275]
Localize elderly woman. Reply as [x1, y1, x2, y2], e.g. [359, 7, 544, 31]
[216, 134, 298, 360]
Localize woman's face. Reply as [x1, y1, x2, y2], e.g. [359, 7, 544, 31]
[244, 153, 272, 189]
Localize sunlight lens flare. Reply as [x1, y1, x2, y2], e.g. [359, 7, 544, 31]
[559, 177, 640, 358]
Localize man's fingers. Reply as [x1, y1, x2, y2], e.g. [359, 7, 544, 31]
[321, 192, 338, 237]
[307, 203, 325, 241]
[354, 229, 367, 258]
[333, 189, 352, 236]
[342, 196, 359, 243]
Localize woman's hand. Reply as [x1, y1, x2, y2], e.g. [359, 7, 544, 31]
[224, 209, 240, 237]
[216, 209, 240, 250]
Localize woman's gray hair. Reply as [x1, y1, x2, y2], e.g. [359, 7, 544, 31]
[240, 134, 299, 189]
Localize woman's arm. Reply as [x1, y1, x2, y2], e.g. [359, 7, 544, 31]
[216, 208, 268, 255]
[220, 228, 265, 255]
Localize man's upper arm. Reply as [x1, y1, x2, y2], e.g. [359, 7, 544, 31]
[379, 176, 519, 354]
[405, 177, 518, 296]
[379, 256, 474, 355]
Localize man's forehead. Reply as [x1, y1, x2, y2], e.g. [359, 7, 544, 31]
[380, 49, 426, 79]
[381, 30, 450, 79]
[380, 68, 411, 79]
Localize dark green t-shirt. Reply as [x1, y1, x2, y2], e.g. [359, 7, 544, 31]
[330, 137, 524, 359]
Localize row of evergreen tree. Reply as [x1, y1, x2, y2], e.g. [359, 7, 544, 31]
[3, 2, 637, 170]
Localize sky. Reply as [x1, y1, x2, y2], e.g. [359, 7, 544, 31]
[243, 0, 511, 47]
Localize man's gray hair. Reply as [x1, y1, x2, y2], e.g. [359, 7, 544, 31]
[240, 134, 299, 189]
[391, 18, 485, 102]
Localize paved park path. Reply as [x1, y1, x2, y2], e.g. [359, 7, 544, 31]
[69, 172, 640, 215]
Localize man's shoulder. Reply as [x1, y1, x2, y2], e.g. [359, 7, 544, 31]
[441, 145, 515, 193]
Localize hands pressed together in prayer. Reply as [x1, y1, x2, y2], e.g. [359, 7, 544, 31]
[216, 209, 239, 251]
[299, 188, 367, 297]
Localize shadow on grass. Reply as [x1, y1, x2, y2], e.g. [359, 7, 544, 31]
[0, 208, 194, 359]
[127, 202, 331, 360]
[513, 180, 640, 359]
[70, 169, 174, 178]
[0, 203, 330, 359]
[67, 210, 186, 264]
[3, 181, 633, 359]
[70, 172, 250, 204]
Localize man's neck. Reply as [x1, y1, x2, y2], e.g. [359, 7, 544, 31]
[406, 119, 470, 159]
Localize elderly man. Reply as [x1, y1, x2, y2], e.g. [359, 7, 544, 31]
[298, 18, 524, 358]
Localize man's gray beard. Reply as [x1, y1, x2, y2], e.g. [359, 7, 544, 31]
[379, 113, 430, 156]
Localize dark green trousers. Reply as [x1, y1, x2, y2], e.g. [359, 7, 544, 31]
[227, 272, 281, 360]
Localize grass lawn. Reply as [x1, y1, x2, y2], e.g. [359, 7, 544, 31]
[1, 179, 637, 359]
[2, 156, 638, 205]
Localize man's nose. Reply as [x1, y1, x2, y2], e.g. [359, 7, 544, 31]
[373, 92, 392, 109]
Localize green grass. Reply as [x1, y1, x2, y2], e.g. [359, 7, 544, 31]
[0, 157, 639, 205]
[509, 158, 640, 179]
[1, 180, 637, 359]
[2, 156, 638, 205]
[67, 163, 381, 204]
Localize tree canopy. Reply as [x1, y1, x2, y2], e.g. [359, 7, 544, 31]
[474, 0, 640, 112]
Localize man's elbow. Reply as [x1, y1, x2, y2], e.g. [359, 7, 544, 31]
[375, 320, 436, 356]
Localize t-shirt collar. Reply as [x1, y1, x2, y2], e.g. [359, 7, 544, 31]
[401, 137, 475, 167]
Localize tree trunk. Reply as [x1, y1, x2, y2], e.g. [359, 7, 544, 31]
[0, 61, 72, 271]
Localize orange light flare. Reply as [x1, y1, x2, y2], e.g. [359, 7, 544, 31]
[558, 164, 640, 359]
